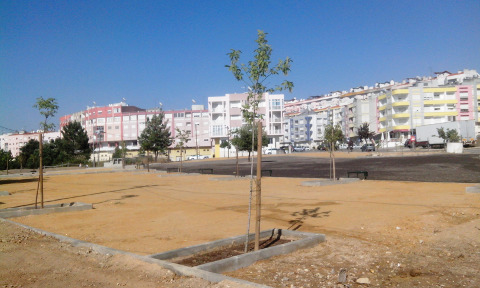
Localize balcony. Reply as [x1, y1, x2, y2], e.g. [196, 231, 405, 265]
[392, 113, 410, 118]
[211, 108, 225, 114]
[392, 101, 410, 107]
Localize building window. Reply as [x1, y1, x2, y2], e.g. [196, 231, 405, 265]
[270, 99, 282, 110]
[212, 125, 223, 136]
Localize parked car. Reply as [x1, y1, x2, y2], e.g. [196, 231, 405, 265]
[187, 155, 209, 160]
[279, 145, 290, 151]
[361, 144, 375, 152]
[339, 143, 348, 149]
[293, 146, 306, 152]
[264, 148, 285, 155]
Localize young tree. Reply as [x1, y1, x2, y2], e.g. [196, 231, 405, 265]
[33, 97, 59, 132]
[323, 124, 344, 180]
[230, 125, 269, 161]
[60, 121, 91, 163]
[0, 149, 16, 171]
[437, 127, 460, 144]
[226, 30, 293, 251]
[357, 122, 375, 145]
[112, 142, 128, 168]
[138, 113, 172, 161]
[175, 128, 191, 172]
[220, 139, 231, 158]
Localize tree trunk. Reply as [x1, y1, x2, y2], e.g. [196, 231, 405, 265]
[180, 148, 183, 172]
[147, 150, 150, 172]
[39, 133, 44, 208]
[255, 121, 262, 251]
[235, 150, 239, 177]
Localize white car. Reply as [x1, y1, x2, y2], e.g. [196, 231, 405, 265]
[187, 155, 209, 160]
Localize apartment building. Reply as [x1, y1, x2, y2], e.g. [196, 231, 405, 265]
[60, 102, 211, 160]
[0, 131, 60, 157]
[208, 93, 284, 157]
[284, 69, 479, 145]
[378, 70, 480, 141]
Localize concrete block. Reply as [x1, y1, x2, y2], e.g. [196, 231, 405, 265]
[302, 178, 359, 186]
[466, 186, 480, 193]
[0, 191, 10, 196]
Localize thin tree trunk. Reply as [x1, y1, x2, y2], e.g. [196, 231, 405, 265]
[147, 150, 150, 172]
[255, 121, 262, 251]
[245, 123, 256, 253]
[235, 150, 239, 177]
[39, 133, 44, 208]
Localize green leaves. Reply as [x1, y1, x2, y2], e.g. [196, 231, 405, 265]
[324, 124, 344, 146]
[33, 97, 59, 132]
[226, 30, 293, 124]
[437, 127, 460, 143]
[139, 113, 172, 160]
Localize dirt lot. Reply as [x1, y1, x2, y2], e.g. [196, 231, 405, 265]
[1, 155, 480, 287]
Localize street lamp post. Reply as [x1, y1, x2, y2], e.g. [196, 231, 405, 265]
[94, 130, 105, 167]
[195, 123, 199, 157]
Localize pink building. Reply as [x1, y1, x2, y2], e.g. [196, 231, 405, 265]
[0, 131, 60, 157]
[59, 102, 210, 153]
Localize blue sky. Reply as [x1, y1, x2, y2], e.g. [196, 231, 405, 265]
[1, 0, 479, 132]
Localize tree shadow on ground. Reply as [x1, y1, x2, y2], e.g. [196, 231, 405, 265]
[7, 185, 158, 208]
[288, 207, 331, 230]
[0, 178, 38, 185]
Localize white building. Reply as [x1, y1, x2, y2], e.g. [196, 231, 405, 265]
[0, 131, 60, 157]
[208, 93, 284, 157]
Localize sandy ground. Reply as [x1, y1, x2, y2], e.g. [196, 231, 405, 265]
[1, 164, 480, 287]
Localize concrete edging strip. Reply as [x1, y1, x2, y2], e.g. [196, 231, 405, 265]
[0, 202, 93, 218]
[150, 228, 326, 274]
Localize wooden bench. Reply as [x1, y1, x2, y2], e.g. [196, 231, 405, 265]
[347, 171, 368, 179]
[166, 167, 179, 173]
[198, 168, 213, 174]
[261, 169, 273, 177]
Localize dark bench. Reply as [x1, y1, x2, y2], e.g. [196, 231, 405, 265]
[261, 169, 273, 177]
[198, 168, 213, 174]
[166, 167, 179, 173]
[347, 171, 368, 179]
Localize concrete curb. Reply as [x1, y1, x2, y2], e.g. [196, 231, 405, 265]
[150, 229, 325, 274]
[0, 202, 92, 218]
[1, 218, 271, 287]
[302, 178, 359, 186]
[466, 185, 480, 193]
[209, 176, 247, 181]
